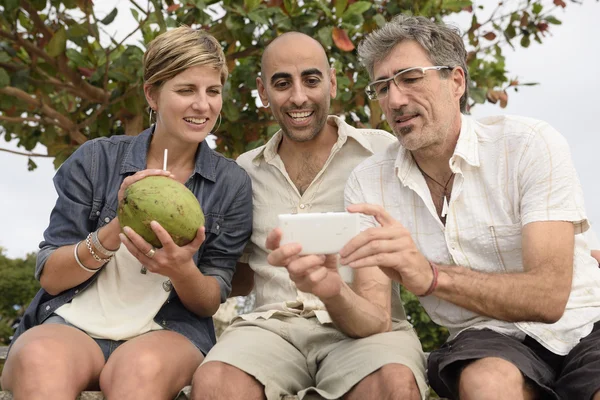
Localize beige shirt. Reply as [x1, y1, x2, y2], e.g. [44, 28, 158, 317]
[55, 246, 168, 340]
[346, 114, 600, 355]
[237, 115, 401, 323]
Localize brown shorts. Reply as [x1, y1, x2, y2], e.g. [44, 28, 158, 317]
[427, 323, 600, 400]
[203, 315, 428, 400]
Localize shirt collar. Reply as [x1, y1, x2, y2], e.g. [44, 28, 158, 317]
[395, 114, 480, 180]
[120, 126, 217, 182]
[251, 115, 376, 166]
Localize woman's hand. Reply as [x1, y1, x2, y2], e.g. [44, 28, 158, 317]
[120, 221, 206, 280]
[117, 169, 176, 203]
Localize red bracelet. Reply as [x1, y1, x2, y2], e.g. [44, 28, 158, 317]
[420, 261, 439, 297]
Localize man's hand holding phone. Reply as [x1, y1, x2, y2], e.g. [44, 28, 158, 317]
[266, 212, 360, 300]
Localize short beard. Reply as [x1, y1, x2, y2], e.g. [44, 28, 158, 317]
[281, 125, 321, 143]
[393, 124, 414, 140]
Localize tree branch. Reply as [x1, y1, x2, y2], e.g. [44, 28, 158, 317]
[0, 86, 87, 144]
[0, 115, 41, 123]
[20, 0, 53, 41]
[0, 147, 52, 157]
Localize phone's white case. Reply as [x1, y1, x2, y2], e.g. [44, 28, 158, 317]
[278, 212, 360, 255]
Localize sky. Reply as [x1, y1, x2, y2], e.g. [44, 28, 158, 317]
[1, 1, 599, 258]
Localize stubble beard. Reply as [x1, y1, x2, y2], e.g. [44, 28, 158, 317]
[280, 109, 327, 143]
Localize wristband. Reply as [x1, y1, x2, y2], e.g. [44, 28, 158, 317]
[74, 241, 101, 273]
[419, 261, 439, 297]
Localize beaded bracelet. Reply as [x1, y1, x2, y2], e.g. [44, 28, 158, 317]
[85, 232, 112, 263]
[91, 229, 118, 258]
[74, 241, 101, 273]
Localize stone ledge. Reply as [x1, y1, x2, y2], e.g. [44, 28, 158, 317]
[0, 387, 192, 400]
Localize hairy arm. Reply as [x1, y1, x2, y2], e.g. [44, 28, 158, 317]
[435, 220, 574, 323]
[322, 265, 392, 337]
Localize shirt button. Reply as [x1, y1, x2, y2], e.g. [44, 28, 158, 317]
[299, 204, 305, 209]
[45, 305, 50, 311]
[216, 224, 220, 231]
[162, 320, 167, 326]
[104, 217, 110, 223]
[75, 289, 79, 294]
[96, 211, 101, 216]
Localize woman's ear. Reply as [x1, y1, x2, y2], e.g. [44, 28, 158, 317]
[144, 83, 158, 111]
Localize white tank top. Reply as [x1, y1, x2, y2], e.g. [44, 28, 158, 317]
[55, 246, 169, 340]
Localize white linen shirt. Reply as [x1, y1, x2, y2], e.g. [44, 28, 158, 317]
[345, 114, 600, 355]
[236, 115, 401, 324]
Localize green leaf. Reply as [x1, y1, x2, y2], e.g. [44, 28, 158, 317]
[317, 26, 333, 48]
[545, 16, 562, 25]
[248, 8, 270, 25]
[532, 3, 543, 14]
[373, 14, 386, 27]
[67, 23, 89, 39]
[3, 0, 19, 13]
[520, 34, 530, 48]
[342, 1, 371, 20]
[30, 0, 46, 11]
[334, 0, 348, 19]
[46, 27, 67, 57]
[0, 68, 9, 88]
[283, 0, 297, 15]
[441, 0, 472, 13]
[505, 24, 517, 40]
[100, 7, 118, 25]
[244, 0, 261, 12]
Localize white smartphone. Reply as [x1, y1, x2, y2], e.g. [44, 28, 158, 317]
[278, 212, 360, 255]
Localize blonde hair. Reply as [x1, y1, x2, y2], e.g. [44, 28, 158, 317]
[143, 26, 228, 89]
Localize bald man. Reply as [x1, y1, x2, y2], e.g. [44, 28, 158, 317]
[191, 32, 427, 400]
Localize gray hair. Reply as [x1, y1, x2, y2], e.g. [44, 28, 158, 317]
[358, 14, 469, 112]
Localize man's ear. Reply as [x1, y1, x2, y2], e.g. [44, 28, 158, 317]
[144, 83, 158, 110]
[256, 77, 269, 107]
[451, 67, 466, 102]
[329, 68, 337, 100]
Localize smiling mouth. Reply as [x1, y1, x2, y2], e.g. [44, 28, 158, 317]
[287, 111, 314, 122]
[184, 117, 207, 125]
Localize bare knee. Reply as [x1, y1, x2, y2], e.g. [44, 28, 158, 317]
[2, 336, 90, 396]
[101, 349, 165, 392]
[191, 361, 264, 400]
[346, 364, 420, 400]
[4, 337, 73, 383]
[459, 357, 528, 400]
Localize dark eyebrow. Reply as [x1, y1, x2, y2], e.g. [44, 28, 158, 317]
[301, 68, 323, 78]
[270, 72, 292, 84]
[270, 68, 324, 84]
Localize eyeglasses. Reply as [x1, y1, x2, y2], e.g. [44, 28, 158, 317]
[365, 66, 452, 100]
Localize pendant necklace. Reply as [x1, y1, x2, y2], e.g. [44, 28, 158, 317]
[413, 158, 455, 218]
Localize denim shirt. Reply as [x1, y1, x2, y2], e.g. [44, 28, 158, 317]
[11, 127, 253, 355]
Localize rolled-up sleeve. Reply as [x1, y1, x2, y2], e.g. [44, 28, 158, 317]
[198, 171, 253, 302]
[36, 143, 96, 280]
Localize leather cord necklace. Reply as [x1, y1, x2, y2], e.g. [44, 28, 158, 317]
[413, 158, 455, 218]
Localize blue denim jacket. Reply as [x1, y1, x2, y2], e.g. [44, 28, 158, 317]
[11, 127, 253, 355]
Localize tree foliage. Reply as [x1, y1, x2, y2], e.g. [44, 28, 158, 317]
[0, 0, 575, 169]
[0, 249, 40, 345]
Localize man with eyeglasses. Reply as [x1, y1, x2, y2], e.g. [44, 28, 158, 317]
[340, 14, 600, 400]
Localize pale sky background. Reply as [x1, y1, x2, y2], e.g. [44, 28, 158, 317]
[1, 1, 599, 258]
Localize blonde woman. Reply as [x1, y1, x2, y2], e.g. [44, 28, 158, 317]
[1, 27, 252, 399]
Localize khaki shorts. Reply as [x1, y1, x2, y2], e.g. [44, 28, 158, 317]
[203, 315, 427, 400]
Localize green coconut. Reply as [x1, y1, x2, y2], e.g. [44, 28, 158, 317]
[118, 176, 204, 248]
